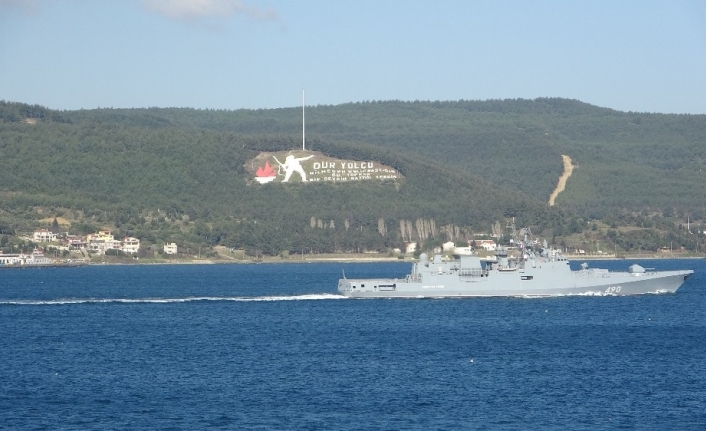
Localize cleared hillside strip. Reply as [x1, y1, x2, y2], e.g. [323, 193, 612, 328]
[548, 155, 574, 206]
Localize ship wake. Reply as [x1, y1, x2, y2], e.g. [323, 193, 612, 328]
[0, 293, 348, 305]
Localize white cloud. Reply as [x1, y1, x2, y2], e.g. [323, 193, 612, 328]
[0, 0, 45, 15]
[141, 0, 277, 21]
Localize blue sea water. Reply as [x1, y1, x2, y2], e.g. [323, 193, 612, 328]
[1, 259, 705, 430]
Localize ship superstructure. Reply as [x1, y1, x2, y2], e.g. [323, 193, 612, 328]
[338, 233, 693, 298]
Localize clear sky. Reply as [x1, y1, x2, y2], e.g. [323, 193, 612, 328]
[1, 0, 705, 113]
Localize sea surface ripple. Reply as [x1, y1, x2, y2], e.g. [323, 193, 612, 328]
[1, 259, 705, 429]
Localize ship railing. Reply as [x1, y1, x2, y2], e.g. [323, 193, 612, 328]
[573, 271, 612, 279]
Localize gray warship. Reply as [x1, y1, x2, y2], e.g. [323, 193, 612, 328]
[338, 245, 693, 298]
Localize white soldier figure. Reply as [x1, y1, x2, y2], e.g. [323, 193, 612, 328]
[279, 154, 314, 182]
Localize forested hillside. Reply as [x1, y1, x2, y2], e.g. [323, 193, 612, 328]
[55, 98, 706, 216]
[1, 99, 704, 257]
[0, 100, 552, 257]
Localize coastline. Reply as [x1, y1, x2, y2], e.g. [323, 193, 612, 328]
[89, 256, 407, 266]
[83, 252, 705, 266]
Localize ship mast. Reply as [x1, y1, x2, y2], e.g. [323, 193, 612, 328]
[302, 89, 306, 151]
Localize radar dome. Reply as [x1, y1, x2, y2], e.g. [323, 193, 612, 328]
[629, 264, 646, 274]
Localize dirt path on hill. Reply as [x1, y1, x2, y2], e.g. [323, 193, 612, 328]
[548, 155, 574, 206]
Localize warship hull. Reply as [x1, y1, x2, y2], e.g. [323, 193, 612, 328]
[338, 254, 693, 298]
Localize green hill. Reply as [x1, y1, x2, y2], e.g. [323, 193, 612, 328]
[57, 98, 706, 216]
[0, 100, 552, 256]
[1, 98, 704, 257]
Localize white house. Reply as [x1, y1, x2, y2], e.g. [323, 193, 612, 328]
[87, 239, 108, 254]
[443, 241, 474, 255]
[164, 243, 178, 255]
[474, 240, 497, 251]
[87, 230, 135, 255]
[64, 235, 86, 250]
[87, 230, 114, 243]
[453, 246, 474, 256]
[405, 242, 417, 254]
[33, 229, 56, 243]
[121, 237, 140, 255]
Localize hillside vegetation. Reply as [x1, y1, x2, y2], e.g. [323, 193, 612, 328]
[1, 99, 704, 257]
[56, 98, 706, 217]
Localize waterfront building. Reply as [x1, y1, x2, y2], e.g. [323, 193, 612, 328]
[32, 229, 57, 243]
[122, 237, 140, 254]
